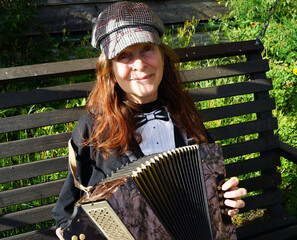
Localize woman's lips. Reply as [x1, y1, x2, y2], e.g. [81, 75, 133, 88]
[131, 74, 154, 81]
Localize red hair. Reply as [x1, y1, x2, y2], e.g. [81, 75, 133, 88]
[85, 43, 208, 158]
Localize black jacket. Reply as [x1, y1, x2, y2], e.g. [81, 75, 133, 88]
[51, 112, 212, 228]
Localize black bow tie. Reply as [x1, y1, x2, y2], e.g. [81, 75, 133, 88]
[135, 106, 169, 127]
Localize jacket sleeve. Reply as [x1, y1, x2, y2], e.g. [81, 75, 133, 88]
[51, 164, 80, 228]
[51, 113, 95, 228]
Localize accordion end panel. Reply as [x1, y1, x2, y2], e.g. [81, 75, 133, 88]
[63, 177, 171, 240]
[201, 144, 237, 240]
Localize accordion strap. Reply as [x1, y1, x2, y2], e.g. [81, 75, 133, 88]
[68, 139, 94, 197]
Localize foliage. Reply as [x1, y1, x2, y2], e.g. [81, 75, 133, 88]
[0, 1, 98, 67]
[0, 0, 56, 67]
[218, 0, 297, 116]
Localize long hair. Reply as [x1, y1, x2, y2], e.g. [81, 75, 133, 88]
[85, 43, 208, 158]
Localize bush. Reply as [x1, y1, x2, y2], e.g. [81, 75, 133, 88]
[0, 0, 56, 67]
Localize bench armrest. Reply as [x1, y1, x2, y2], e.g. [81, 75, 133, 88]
[279, 141, 297, 164]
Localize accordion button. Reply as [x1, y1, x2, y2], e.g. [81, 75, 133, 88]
[79, 234, 86, 240]
[71, 235, 78, 240]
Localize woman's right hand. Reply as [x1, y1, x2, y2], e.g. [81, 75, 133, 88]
[56, 227, 65, 240]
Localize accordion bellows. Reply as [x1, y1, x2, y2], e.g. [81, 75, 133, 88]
[63, 143, 237, 240]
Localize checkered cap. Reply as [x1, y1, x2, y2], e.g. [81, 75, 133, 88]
[91, 1, 165, 59]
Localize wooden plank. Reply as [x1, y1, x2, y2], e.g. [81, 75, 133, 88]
[1, 77, 272, 110]
[175, 40, 263, 62]
[0, 82, 93, 110]
[0, 156, 68, 183]
[241, 190, 283, 213]
[208, 118, 278, 141]
[0, 58, 96, 84]
[182, 60, 269, 83]
[183, 60, 270, 83]
[201, 98, 276, 122]
[0, 132, 71, 159]
[225, 152, 280, 177]
[33, 1, 228, 35]
[0, 179, 65, 208]
[279, 141, 297, 164]
[238, 173, 281, 192]
[2, 226, 57, 240]
[189, 78, 272, 102]
[0, 204, 55, 232]
[0, 41, 263, 84]
[0, 107, 85, 134]
[237, 213, 297, 240]
[222, 135, 279, 159]
[249, 224, 297, 240]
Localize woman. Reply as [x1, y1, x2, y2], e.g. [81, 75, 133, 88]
[52, 1, 247, 239]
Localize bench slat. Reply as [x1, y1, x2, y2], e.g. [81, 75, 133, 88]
[222, 135, 279, 159]
[0, 204, 55, 232]
[0, 132, 71, 159]
[189, 78, 272, 102]
[201, 98, 275, 122]
[0, 82, 93, 110]
[0, 172, 282, 209]
[245, 224, 297, 240]
[175, 40, 263, 62]
[208, 118, 278, 141]
[0, 118, 277, 160]
[0, 40, 261, 84]
[0, 77, 271, 110]
[0, 173, 282, 211]
[241, 189, 282, 213]
[226, 152, 280, 177]
[0, 58, 96, 84]
[237, 213, 297, 240]
[1, 226, 56, 240]
[0, 180, 65, 208]
[0, 157, 68, 184]
[182, 60, 269, 82]
[239, 173, 281, 192]
[0, 107, 85, 134]
[0, 130, 279, 161]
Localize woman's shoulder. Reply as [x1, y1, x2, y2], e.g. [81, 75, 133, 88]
[72, 112, 96, 143]
[77, 112, 95, 127]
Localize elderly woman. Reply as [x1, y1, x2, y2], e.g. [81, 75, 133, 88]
[52, 1, 247, 239]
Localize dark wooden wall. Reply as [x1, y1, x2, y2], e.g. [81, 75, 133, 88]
[33, 0, 227, 35]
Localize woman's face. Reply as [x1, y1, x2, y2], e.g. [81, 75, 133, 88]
[112, 43, 164, 104]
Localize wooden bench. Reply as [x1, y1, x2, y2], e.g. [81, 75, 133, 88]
[1, 40, 297, 240]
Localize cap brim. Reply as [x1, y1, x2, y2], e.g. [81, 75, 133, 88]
[100, 26, 162, 59]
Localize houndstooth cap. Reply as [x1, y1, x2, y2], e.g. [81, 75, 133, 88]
[91, 1, 165, 59]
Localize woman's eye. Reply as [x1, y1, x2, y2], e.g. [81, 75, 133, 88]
[117, 54, 130, 62]
[143, 47, 153, 53]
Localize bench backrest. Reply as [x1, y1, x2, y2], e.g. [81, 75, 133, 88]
[0, 40, 288, 239]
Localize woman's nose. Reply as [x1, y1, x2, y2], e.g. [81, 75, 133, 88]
[132, 57, 146, 71]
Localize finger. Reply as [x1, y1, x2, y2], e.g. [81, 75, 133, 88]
[224, 188, 247, 199]
[227, 208, 239, 216]
[224, 199, 245, 209]
[222, 177, 239, 191]
[56, 228, 65, 240]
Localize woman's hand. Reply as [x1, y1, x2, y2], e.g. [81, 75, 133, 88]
[222, 177, 247, 216]
[56, 227, 65, 240]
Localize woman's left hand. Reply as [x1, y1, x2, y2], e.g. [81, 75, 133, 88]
[222, 177, 247, 216]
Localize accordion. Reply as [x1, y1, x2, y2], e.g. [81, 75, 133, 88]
[62, 143, 237, 240]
